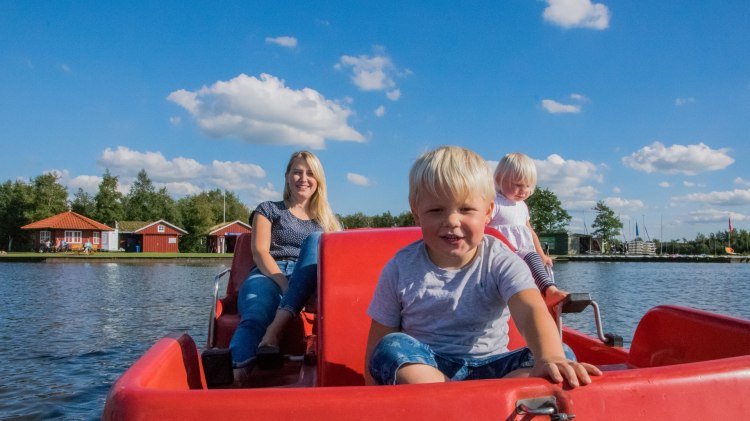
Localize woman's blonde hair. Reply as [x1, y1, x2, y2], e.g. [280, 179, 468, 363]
[283, 151, 342, 232]
[409, 146, 495, 210]
[494, 152, 537, 195]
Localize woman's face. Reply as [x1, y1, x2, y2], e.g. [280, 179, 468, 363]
[286, 157, 318, 202]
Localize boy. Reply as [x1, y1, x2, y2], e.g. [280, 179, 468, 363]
[364, 146, 601, 386]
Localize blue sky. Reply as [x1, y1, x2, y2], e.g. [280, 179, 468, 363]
[2, 1, 749, 241]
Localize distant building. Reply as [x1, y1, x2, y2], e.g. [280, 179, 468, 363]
[116, 220, 187, 253]
[206, 220, 252, 253]
[626, 240, 656, 255]
[538, 232, 604, 255]
[21, 210, 113, 251]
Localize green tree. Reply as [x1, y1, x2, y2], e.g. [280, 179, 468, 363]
[395, 211, 416, 227]
[339, 212, 371, 228]
[527, 188, 572, 233]
[71, 188, 96, 217]
[372, 211, 397, 228]
[29, 172, 69, 221]
[123, 170, 179, 223]
[591, 201, 623, 251]
[205, 189, 250, 224]
[94, 169, 124, 226]
[0, 180, 34, 251]
[177, 194, 215, 252]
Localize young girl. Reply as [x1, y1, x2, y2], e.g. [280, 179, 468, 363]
[490, 153, 567, 305]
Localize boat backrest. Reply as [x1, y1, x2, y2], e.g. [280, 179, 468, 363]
[222, 233, 255, 313]
[317, 227, 525, 387]
[628, 305, 750, 368]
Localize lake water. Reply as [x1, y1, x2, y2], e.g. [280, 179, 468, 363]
[0, 261, 749, 420]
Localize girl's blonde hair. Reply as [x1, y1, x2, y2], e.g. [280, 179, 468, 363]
[283, 151, 342, 232]
[494, 152, 537, 195]
[409, 146, 495, 210]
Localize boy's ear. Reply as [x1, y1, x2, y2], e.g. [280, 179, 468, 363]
[484, 201, 494, 225]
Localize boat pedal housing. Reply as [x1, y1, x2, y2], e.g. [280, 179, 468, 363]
[201, 347, 234, 388]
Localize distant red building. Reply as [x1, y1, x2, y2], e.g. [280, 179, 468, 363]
[21, 210, 114, 251]
[117, 220, 187, 253]
[207, 220, 252, 253]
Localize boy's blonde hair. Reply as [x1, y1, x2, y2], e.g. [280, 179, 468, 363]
[283, 151, 342, 232]
[494, 152, 537, 194]
[409, 146, 495, 210]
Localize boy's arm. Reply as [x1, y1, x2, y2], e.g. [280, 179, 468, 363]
[364, 319, 399, 385]
[508, 289, 601, 387]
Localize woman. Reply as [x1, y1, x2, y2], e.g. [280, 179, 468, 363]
[229, 151, 341, 377]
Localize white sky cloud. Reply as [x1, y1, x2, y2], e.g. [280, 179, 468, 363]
[541, 99, 581, 114]
[675, 97, 696, 106]
[685, 209, 748, 224]
[543, 0, 611, 30]
[735, 177, 750, 187]
[265, 36, 298, 48]
[99, 146, 204, 181]
[672, 188, 750, 206]
[335, 52, 405, 101]
[612, 186, 621, 193]
[347, 172, 372, 187]
[374, 105, 385, 117]
[534, 154, 603, 210]
[603, 197, 645, 211]
[169, 116, 181, 125]
[622, 142, 734, 175]
[659, 181, 670, 188]
[167, 73, 364, 149]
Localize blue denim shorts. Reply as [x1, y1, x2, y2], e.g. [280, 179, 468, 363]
[369, 332, 576, 385]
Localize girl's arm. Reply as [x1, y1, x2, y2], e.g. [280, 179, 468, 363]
[527, 220, 553, 267]
[364, 320, 399, 385]
[508, 289, 601, 387]
[251, 212, 289, 293]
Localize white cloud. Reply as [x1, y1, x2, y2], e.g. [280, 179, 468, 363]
[622, 142, 734, 175]
[169, 116, 181, 125]
[735, 177, 750, 187]
[603, 197, 645, 211]
[99, 146, 204, 181]
[685, 209, 748, 224]
[335, 52, 405, 100]
[160, 181, 203, 197]
[374, 105, 386, 117]
[612, 186, 621, 193]
[168, 73, 364, 149]
[534, 154, 603, 210]
[658, 181, 670, 188]
[60, 63, 71, 73]
[543, 0, 611, 30]
[683, 181, 705, 188]
[570, 93, 588, 102]
[541, 99, 581, 114]
[209, 160, 266, 191]
[347, 172, 372, 187]
[265, 36, 298, 48]
[675, 97, 696, 106]
[672, 188, 750, 206]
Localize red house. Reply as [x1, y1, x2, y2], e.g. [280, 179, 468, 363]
[117, 220, 187, 253]
[206, 220, 252, 253]
[21, 210, 114, 251]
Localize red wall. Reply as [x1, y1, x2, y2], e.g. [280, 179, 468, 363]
[211, 222, 252, 237]
[139, 223, 183, 253]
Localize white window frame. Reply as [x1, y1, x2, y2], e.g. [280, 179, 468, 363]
[158, 224, 165, 233]
[64, 230, 82, 244]
[93, 231, 100, 245]
[40, 230, 51, 243]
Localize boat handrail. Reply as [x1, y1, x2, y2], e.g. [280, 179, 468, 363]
[208, 268, 231, 349]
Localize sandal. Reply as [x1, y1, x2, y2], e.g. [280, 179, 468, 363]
[256, 344, 284, 370]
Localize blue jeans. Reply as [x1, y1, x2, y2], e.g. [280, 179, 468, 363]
[369, 332, 576, 385]
[229, 232, 321, 368]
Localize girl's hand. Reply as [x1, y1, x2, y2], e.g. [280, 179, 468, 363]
[542, 255, 554, 267]
[531, 357, 602, 388]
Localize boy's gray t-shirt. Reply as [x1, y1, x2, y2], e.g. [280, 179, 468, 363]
[367, 235, 536, 359]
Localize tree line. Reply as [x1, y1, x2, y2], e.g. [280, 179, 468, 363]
[0, 172, 742, 254]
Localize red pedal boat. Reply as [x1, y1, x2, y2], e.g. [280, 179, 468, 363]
[103, 228, 750, 420]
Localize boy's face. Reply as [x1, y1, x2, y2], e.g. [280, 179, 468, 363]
[412, 189, 492, 269]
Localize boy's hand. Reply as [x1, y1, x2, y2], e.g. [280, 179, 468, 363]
[531, 357, 602, 388]
[543, 285, 569, 307]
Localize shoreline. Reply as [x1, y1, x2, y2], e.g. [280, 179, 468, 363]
[557, 255, 749, 263]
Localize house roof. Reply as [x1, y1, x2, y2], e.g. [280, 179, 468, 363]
[118, 219, 188, 234]
[207, 220, 252, 235]
[21, 211, 114, 231]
